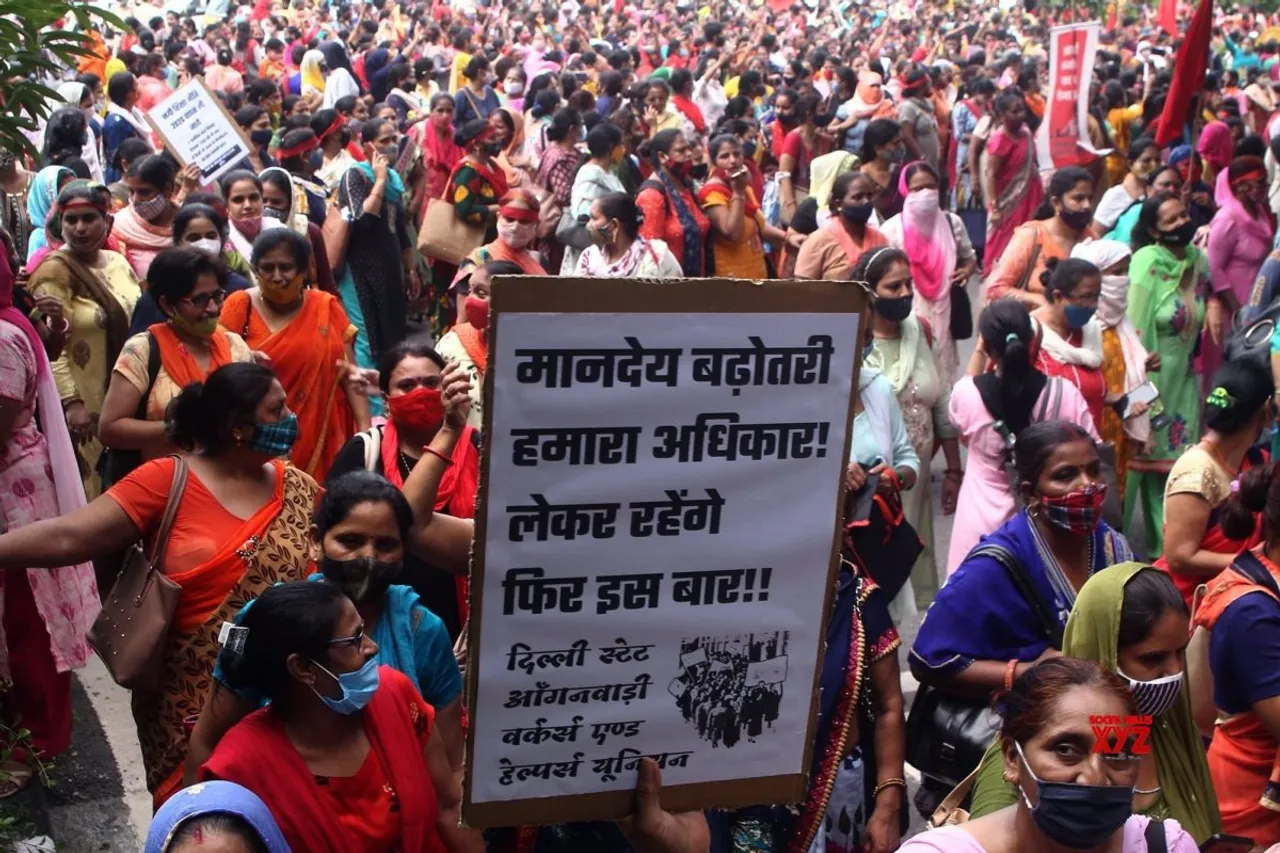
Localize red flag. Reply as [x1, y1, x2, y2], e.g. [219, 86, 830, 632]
[1158, 0, 1178, 35]
[1106, 2, 1118, 30]
[1155, 0, 1213, 146]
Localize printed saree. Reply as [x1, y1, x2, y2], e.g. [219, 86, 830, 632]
[142, 462, 318, 808]
[969, 562, 1220, 843]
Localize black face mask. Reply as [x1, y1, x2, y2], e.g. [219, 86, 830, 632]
[1015, 743, 1134, 850]
[1059, 207, 1093, 232]
[320, 554, 402, 603]
[874, 294, 913, 322]
[1158, 220, 1197, 247]
[777, 110, 795, 124]
[840, 203, 874, 225]
[690, 162, 709, 181]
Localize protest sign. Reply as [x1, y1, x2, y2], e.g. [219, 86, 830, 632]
[1037, 22, 1111, 171]
[462, 276, 865, 826]
[145, 79, 252, 184]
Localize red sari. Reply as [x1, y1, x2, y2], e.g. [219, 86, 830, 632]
[203, 667, 447, 853]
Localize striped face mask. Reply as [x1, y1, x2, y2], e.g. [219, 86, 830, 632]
[1118, 668, 1184, 718]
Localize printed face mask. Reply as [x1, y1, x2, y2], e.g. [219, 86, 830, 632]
[387, 386, 445, 433]
[133, 193, 170, 222]
[260, 272, 306, 306]
[1159, 220, 1196, 247]
[310, 655, 380, 715]
[1038, 483, 1107, 534]
[248, 412, 299, 457]
[1118, 667, 1184, 718]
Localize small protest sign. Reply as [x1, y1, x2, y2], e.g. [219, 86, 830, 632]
[146, 79, 252, 184]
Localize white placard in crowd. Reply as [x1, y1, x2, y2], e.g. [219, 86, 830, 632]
[145, 79, 251, 184]
[462, 276, 864, 826]
[1037, 21, 1112, 171]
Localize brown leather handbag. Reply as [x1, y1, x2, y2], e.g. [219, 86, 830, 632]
[88, 457, 189, 694]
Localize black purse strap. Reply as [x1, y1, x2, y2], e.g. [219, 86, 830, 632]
[969, 544, 1064, 649]
[1143, 817, 1166, 853]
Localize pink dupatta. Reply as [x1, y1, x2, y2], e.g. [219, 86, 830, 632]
[898, 162, 956, 301]
[0, 251, 97, 675]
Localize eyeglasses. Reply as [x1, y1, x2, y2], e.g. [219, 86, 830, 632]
[180, 290, 227, 311]
[328, 621, 366, 650]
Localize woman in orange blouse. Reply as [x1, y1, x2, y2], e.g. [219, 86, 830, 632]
[636, 129, 710, 277]
[220, 229, 370, 483]
[700, 133, 799, 278]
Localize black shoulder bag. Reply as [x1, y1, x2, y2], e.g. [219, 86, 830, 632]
[98, 330, 160, 490]
[905, 543, 1064, 792]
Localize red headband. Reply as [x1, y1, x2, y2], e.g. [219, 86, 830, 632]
[316, 113, 346, 142]
[59, 197, 106, 215]
[1232, 168, 1267, 186]
[277, 135, 320, 160]
[498, 202, 539, 223]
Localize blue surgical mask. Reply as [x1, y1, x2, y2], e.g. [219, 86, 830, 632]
[248, 413, 299, 457]
[1063, 303, 1096, 329]
[310, 656, 380, 715]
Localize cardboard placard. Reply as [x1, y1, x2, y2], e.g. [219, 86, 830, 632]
[145, 78, 253, 185]
[462, 276, 866, 828]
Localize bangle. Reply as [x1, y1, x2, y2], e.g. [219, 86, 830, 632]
[873, 778, 906, 797]
[1004, 658, 1019, 691]
[422, 446, 454, 466]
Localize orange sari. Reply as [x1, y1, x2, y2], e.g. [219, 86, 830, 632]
[148, 323, 236, 389]
[1195, 548, 1280, 847]
[219, 290, 356, 481]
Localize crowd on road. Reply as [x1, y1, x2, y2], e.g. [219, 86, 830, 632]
[8, 0, 1280, 849]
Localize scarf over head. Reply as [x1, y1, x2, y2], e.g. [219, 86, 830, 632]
[1214, 162, 1275, 249]
[897, 162, 956, 302]
[300, 50, 326, 95]
[25, 166, 72, 260]
[145, 781, 291, 853]
[1197, 120, 1234, 171]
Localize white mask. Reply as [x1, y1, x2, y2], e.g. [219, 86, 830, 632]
[190, 237, 222, 257]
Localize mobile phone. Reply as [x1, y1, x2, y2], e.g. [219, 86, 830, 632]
[1199, 833, 1254, 853]
[1113, 381, 1160, 420]
[847, 473, 880, 523]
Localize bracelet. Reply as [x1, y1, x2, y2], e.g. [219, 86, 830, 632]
[873, 778, 907, 797]
[944, 468, 963, 479]
[1004, 658, 1019, 691]
[422, 446, 454, 466]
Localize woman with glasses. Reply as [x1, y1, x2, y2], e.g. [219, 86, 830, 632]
[98, 248, 254, 466]
[0, 362, 319, 810]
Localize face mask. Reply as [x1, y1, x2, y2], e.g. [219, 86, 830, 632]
[320, 553, 401, 603]
[484, 141, 505, 156]
[248, 412, 299, 457]
[588, 222, 615, 245]
[231, 216, 263, 240]
[133, 193, 170, 222]
[170, 313, 219, 338]
[1059, 207, 1093, 232]
[387, 386, 445, 433]
[905, 188, 940, 215]
[1015, 742, 1134, 850]
[189, 237, 222, 257]
[840, 203, 874, 225]
[260, 272, 305, 305]
[310, 655, 380, 715]
[464, 294, 489, 331]
[690, 162, 709, 181]
[348, 119, 365, 138]
[497, 221, 535, 249]
[1038, 482, 1107, 534]
[743, 140, 757, 159]
[507, 81, 525, 96]
[251, 128, 274, 146]
[667, 158, 694, 181]
[1132, 162, 1155, 180]
[1158, 220, 1196, 247]
[375, 142, 399, 161]
[875, 294, 913, 323]
[263, 206, 288, 221]
[883, 145, 906, 163]
[1118, 667, 1184, 718]
[1063, 303, 1096, 329]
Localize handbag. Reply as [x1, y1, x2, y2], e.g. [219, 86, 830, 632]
[1224, 299, 1280, 372]
[950, 282, 973, 341]
[842, 470, 923, 602]
[905, 543, 1063, 789]
[87, 457, 189, 694]
[418, 165, 486, 265]
[556, 206, 593, 250]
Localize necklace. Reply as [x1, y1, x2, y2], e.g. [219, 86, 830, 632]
[1200, 438, 1240, 480]
[1134, 785, 1162, 795]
